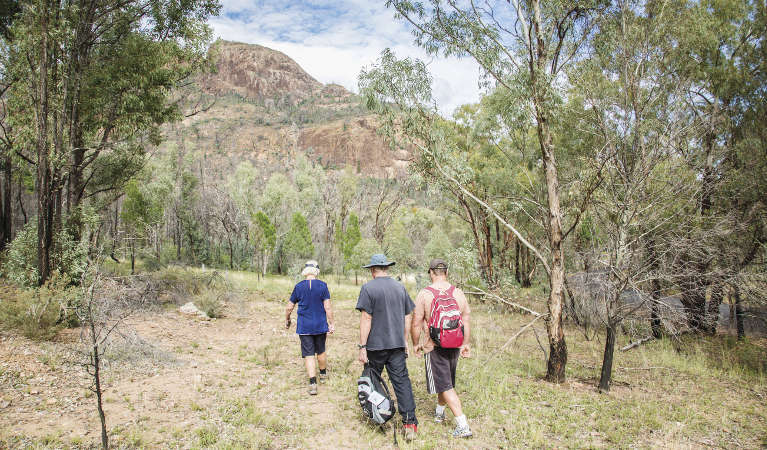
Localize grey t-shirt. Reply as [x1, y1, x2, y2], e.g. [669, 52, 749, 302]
[356, 276, 415, 351]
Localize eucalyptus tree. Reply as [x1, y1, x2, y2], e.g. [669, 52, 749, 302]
[250, 211, 276, 277]
[570, 0, 700, 392]
[666, 0, 767, 332]
[338, 212, 361, 274]
[350, 237, 382, 285]
[284, 212, 314, 265]
[121, 179, 163, 273]
[4, 0, 220, 284]
[380, 0, 609, 382]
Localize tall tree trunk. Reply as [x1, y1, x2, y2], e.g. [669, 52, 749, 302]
[530, 0, 567, 382]
[228, 236, 234, 269]
[514, 237, 521, 284]
[706, 283, 723, 335]
[598, 323, 617, 393]
[538, 116, 567, 381]
[483, 218, 494, 286]
[650, 278, 663, 339]
[130, 240, 135, 275]
[680, 285, 707, 331]
[734, 285, 744, 340]
[37, 0, 53, 285]
[0, 152, 11, 251]
[647, 239, 663, 339]
[17, 177, 27, 225]
[175, 125, 185, 261]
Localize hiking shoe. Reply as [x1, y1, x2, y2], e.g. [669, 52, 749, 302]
[403, 424, 417, 441]
[319, 372, 328, 382]
[308, 383, 318, 395]
[434, 410, 446, 423]
[452, 424, 472, 438]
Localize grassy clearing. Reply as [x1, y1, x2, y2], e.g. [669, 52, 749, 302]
[219, 270, 767, 448]
[1, 268, 765, 448]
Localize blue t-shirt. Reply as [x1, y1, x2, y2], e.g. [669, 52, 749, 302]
[290, 279, 331, 335]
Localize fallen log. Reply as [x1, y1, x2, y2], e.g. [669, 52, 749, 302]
[620, 336, 654, 351]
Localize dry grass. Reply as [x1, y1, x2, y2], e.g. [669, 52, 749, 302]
[1, 270, 765, 448]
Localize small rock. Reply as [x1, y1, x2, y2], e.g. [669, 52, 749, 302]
[47, 398, 57, 405]
[30, 390, 39, 395]
[500, 410, 509, 415]
[179, 302, 210, 320]
[0, 400, 10, 409]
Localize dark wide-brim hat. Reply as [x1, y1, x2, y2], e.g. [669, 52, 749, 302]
[363, 253, 396, 268]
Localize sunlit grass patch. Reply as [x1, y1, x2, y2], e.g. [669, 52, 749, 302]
[195, 426, 218, 447]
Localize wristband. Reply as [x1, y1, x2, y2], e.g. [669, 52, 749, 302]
[357, 344, 367, 349]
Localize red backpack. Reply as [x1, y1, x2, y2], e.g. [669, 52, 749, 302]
[426, 285, 464, 348]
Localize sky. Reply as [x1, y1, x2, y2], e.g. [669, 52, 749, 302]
[208, 0, 484, 115]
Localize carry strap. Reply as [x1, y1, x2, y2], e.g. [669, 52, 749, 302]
[426, 285, 457, 325]
[425, 285, 456, 298]
[392, 421, 398, 447]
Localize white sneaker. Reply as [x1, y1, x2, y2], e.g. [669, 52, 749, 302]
[452, 424, 472, 438]
[434, 410, 446, 423]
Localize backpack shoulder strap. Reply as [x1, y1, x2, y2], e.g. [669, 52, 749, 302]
[424, 286, 440, 297]
[447, 285, 456, 298]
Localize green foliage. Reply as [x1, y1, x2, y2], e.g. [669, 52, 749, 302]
[383, 219, 414, 270]
[424, 230, 451, 262]
[260, 174, 299, 234]
[228, 161, 261, 216]
[283, 212, 314, 262]
[350, 238, 382, 271]
[0, 274, 78, 340]
[196, 427, 218, 447]
[251, 211, 277, 252]
[293, 154, 325, 217]
[122, 179, 163, 236]
[338, 213, 361, 271]
[1, 222, 88, 288]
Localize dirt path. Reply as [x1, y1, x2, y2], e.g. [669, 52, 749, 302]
[0, 290, 424, 449]
[2, 275, 766, 448]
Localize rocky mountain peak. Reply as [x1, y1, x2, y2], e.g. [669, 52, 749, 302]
[201, 40, 353, 104]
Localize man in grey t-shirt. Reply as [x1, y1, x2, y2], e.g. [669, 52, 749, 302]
[356, 254, 418, 440]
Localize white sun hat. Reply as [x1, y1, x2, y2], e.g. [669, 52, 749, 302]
[301, 260, 320, 277]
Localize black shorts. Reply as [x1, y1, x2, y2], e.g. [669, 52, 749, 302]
[299, 334, 327, 357]
[424, 347, 460, 394]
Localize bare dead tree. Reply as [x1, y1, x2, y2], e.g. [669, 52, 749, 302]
[75, 269, 152, 448]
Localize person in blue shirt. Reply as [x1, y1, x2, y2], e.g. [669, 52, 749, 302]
[285, 260, 335, 395]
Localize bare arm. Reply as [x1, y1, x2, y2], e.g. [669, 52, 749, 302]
[405, 312, 412, 356]
[456, 288, 472, 357]
[358, 310, 372, 363]
[323, 299, 335, 333]
[411, 290, 427, 353]
[285, 301, 295, 329]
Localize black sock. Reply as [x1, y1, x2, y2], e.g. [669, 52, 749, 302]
[319, 369, 327, 375]
[309, 376, 317, 384]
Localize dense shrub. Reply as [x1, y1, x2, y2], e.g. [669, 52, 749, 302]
[196, 288, 225, 318]
[0, 275, 79, 340]
[0, 222, 88, 288]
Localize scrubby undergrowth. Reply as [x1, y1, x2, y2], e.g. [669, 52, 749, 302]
[0, 269, 764, 448]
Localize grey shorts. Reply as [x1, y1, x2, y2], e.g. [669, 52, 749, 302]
[424, 347, 460, 394]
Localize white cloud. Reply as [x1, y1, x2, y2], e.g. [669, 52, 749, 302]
[208, 0, 483, 115]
